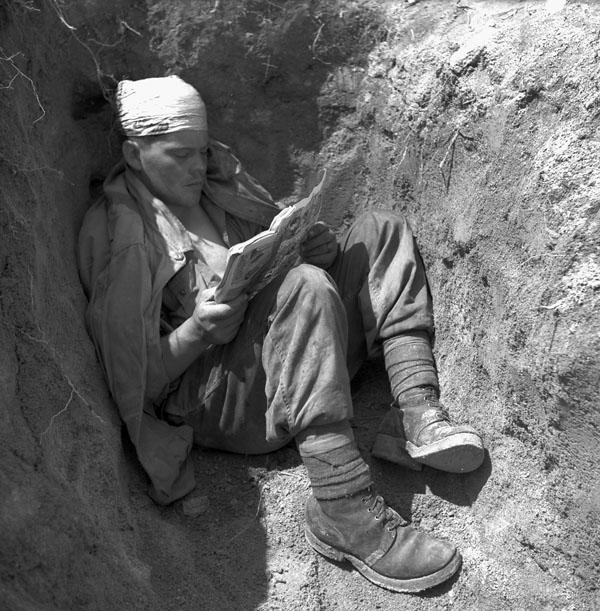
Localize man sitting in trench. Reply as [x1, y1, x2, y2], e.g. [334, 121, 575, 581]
[78, 76, 484, 594]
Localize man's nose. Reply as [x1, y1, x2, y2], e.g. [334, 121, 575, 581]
[190, 152, 207, 177]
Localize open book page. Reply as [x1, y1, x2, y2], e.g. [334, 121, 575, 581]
[213, 231, 278, 303]
[213, 170, 327, 303]
[255, 170, 327, 291]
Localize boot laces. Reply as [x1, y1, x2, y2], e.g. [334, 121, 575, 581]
[421, 395, 450, 422]
[418, 400, 453, 441]
[361, 492, 407, 531]
[396, 392, 450, 423]
[403, 396, 451, 428]
[433, 403, 450, 422]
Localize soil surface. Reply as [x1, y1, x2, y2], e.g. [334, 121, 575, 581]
[1, 1, 598, 609]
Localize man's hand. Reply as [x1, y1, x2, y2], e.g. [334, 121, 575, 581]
[192, 289, 248, 345]
[161, 289, 247, 381]
[300, 222, 338, 269]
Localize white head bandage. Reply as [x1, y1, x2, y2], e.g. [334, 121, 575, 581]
[116, 75, 207, 137]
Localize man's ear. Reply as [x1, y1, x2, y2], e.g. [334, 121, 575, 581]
[122, 139, 142, 171]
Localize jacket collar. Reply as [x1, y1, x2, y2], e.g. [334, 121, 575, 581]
[125, 167, 194, 257]
[103, 161, 193, 259]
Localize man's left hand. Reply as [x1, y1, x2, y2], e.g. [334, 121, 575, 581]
[300, 222, 338, 269]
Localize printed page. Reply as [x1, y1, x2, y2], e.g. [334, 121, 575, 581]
[213, 231, 278, 302]
[254, 170, 327, 292]
[213, 170, 327, 301]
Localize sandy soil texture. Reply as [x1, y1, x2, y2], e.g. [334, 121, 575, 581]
[1, 1, 598, 609]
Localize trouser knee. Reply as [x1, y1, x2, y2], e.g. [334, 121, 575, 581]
[276, 263, 344, 314]
[347, 210, 411, 248]
[263, 263, 352, 441]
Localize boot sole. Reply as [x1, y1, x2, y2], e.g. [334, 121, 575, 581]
[305, 526, 462, 593]
[406, 432, 484, 473]
[373, 432, 484, 473]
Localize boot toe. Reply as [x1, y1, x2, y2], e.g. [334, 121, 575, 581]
[374, 526, 459, 581]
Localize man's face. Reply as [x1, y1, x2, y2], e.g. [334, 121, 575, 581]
[134, 129, 209, 210]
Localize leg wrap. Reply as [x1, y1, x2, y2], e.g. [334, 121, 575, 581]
[301, 441, 372, 501]
[383, 331, 439, 402]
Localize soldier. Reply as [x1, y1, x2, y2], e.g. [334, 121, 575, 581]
[78, 75, 483, 593]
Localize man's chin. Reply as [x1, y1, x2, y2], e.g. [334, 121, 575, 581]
[172, 191, 202, 208]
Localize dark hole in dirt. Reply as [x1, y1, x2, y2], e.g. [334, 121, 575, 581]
[0, 5, 9, 29]
[88, 174, 105, 199]
[455, 241, 474, 258]
[71, 77, 109, 120]
[517, 86, 541, 108]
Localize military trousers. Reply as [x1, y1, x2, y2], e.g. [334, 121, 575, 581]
[164, 211, 434, 453]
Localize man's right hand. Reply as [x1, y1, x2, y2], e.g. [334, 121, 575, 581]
[192, 289, 248, 345]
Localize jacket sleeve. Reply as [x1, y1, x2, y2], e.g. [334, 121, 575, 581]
[80, 204, 195, 504]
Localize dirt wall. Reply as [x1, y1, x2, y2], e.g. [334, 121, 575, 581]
[0, 1, 598, 609]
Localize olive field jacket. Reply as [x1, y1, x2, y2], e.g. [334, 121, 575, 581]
[78, 140, 282, 504]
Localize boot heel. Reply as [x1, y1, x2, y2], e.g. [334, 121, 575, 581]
[305, 526, 345, 562]
[372, 434, 422, 470]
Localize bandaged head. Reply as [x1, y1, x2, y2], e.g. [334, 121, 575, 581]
[116, 75, 207, 137]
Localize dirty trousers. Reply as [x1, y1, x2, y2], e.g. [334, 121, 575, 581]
[164, 211, 433, 454]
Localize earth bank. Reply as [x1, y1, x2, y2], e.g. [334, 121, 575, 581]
[0, 1, 598, 609]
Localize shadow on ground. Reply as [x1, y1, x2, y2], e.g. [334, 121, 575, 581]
[120, 357, 492, 610]
[352, 359, 492, 520]
[123, 432, 269, 610]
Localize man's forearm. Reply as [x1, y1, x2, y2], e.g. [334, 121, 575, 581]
[160, 316, 211, 381]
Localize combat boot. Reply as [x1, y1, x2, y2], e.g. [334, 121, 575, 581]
[305, 488, 461, 592]
[372, 387, 484, 473]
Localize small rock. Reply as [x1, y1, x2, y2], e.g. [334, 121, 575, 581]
[448, 29, 494, 75]
[182, 495, 209, 517]
[583, 93, 600, 110]
[450, 44, 484, 75]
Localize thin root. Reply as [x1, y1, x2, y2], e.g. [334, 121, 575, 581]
[0, 50, 46, 124]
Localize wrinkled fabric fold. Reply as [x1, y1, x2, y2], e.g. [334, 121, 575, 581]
[165, 264, 354, 453]
[328, 210, 435, 378]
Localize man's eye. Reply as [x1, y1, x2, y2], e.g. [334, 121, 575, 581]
[172, 150, 191, 159]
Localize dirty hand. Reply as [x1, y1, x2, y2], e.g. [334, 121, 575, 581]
[192, 288, 248, 344]
[300, 222, 338, 269]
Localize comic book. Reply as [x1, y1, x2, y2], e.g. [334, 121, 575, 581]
[213, 171, 327, 303]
